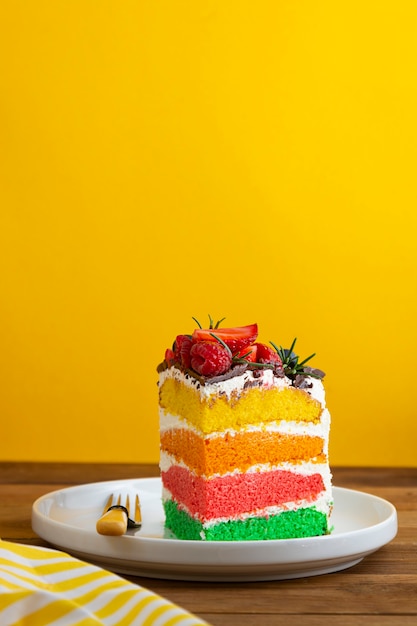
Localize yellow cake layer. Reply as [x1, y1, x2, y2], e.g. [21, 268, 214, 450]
[159, 377, 323, 434]
[160, 428, 326, 476]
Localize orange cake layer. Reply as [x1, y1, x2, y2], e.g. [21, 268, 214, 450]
[159, 377, 323, 434]
[160, 428, 326, 476]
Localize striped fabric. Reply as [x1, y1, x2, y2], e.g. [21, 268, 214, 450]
[0, 540, 209, 626]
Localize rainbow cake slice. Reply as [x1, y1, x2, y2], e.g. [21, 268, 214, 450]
[157, 318, 332, 541]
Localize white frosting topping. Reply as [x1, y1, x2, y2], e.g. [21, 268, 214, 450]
[158, 366, 327, 406]
[160, 450, 332, 490]
[160, 408, 330, 441]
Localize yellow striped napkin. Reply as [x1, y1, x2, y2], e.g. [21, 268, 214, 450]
[0, 540, 210, 626]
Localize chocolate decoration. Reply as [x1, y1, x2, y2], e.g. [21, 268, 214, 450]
[157, 358, 324, 387]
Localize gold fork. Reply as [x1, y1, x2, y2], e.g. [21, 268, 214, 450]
[96, 493, 142, 536]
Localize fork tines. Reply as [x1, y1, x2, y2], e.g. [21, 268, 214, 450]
[96, 493, 142, 536]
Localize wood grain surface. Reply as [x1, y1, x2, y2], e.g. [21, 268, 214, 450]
[0, 463, 416, 626]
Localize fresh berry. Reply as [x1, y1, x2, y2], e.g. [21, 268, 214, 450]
[192, 323, 258, 355]
[164, 348, 175, 365]
[235, 344, 258, 362]
[180, 337, 192, 368]
[174, 334, 193, 368]
[255, 343, 283, 365]
[190, 341, 232, 377]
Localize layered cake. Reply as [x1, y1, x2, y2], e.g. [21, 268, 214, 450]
[157, 317, 332, 541]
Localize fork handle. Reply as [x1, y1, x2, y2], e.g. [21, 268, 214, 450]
[96, 506, 128, 536]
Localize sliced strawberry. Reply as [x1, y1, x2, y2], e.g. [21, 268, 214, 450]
[192, 323, 258, 355]
[255, 343, 283, 365]
[190, 341, 232, 377]
[235, 344, 258, 362]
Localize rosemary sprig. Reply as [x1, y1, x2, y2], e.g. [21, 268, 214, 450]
[209, 332, 232, 356]
[192, 316, 202, 329]
[233, 358, 274, 369]
[193, 315, 226, 330]
[270, 338, 318, 379]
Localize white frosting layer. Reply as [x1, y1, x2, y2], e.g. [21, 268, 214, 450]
[160, 450, 332, 491]
[160, 409, 331, 440]
[158, 366, 327, 406]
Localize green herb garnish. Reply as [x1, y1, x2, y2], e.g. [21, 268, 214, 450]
[192, 315, 226, 330]
[270, 338, 320, 380]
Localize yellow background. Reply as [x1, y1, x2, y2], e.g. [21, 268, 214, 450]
[1, 1, 416, 466]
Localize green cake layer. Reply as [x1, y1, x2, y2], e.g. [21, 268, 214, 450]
[164, 500, 330, 541]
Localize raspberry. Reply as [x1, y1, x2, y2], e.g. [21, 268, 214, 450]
[174, 334, 193, 368]
[190, 341, 232, 377]
[164, 348, 175, 365]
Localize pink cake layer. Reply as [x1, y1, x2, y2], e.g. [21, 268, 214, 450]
[162, 466, 325, 520]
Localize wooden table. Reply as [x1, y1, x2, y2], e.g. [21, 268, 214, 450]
[1, 463, 416, 626]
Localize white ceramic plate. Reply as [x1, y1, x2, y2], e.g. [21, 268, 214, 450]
[32, 478, 397, 582]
